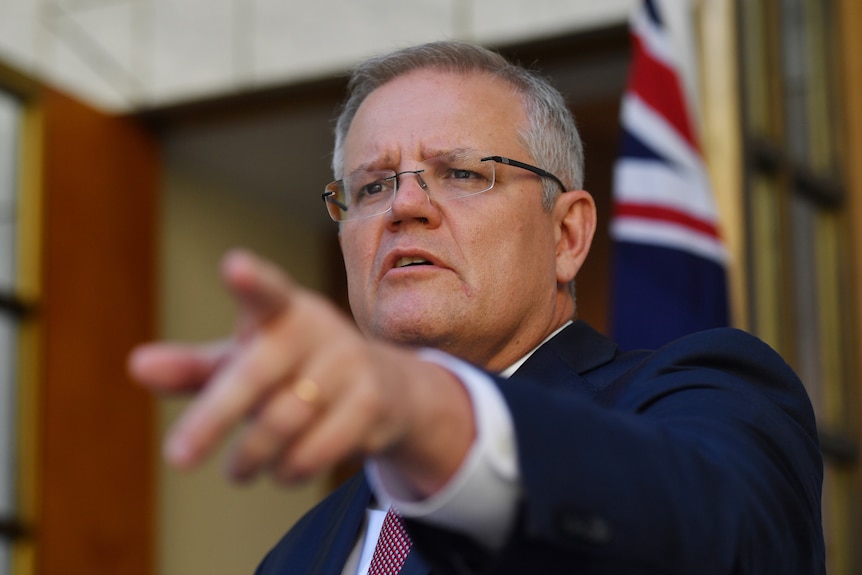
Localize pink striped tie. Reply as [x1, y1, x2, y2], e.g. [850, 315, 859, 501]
[367, 507, 413, 575]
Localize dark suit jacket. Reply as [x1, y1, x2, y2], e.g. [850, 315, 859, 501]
[256, 321, 825, 574]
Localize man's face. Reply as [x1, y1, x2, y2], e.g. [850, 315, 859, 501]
[338, 68, 575, 370]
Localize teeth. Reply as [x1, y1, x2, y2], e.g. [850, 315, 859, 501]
[396, 257, 429, 268]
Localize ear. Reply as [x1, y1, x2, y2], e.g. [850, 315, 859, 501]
[553, 190, 596, 285]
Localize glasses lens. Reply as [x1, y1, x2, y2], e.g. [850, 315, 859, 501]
[422, 153, 495, 200]
[322, 152, 497, 222]
[325, 170, 397, 221]
[323, 181, 348, 221]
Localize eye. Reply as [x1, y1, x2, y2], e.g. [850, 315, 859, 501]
[353, 174, 395, 200]
[423, 154, 494, 194]
[450, 168, 481, 180]
[442, 162, 490, 182]
[359, 181, 386, 196]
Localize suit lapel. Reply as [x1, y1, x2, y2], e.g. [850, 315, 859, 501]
[513, 321, 620, 397]
[307, 474, 374, 574]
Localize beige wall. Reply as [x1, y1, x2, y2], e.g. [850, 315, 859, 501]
[158, 169, 333, 575]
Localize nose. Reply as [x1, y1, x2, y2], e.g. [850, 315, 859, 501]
[388, 168, 441, 226]
[392, 169, 432, 205]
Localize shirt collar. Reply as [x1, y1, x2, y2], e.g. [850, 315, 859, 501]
[498, 320, 573, 379]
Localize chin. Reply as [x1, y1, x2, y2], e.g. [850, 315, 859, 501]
[368, 312, 456, 348]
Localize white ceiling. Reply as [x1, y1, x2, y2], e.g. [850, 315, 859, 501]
[0, 0, 635, 112]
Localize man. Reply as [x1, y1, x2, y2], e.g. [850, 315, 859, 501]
[130, 42, 825, 574]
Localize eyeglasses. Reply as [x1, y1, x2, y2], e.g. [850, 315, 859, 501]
[322, 151, 568, 222]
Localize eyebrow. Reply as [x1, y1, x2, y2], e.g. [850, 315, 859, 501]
[424, 147, 479, 163]
[351, 147, 486, 173]
[349, 156, 396, 176]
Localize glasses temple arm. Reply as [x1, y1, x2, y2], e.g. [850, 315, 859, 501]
[322, 191, 349, 213]
[481, 155, 568, 193]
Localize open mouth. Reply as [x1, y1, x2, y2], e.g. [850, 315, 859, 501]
[395, 257, 432, 268]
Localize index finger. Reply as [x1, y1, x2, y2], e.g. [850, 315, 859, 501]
[162, 331, 300, 469]
[128, 340, 231, 393]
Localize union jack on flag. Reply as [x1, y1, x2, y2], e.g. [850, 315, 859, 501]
[610, 0, 729, 351]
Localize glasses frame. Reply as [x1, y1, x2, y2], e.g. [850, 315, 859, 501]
[480, 156, 568, 194]
[322, 154, 568, 222]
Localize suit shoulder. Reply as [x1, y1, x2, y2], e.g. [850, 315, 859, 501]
[601, 328, 810, 414]
[645, 327, 797, 379]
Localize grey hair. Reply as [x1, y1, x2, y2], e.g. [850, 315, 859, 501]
[331, 41, 584, 211]
[331, 41, 584, 302]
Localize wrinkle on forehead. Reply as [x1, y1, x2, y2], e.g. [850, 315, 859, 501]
[341, 69, 529, 175]
[348, 147, 490, 175]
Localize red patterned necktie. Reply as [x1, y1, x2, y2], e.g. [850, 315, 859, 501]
[367, 507, 413, 575]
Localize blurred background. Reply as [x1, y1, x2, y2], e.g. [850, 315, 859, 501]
[0, 0, 859, 573]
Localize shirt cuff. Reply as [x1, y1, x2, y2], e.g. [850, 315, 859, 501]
[365, 348, 521, 550]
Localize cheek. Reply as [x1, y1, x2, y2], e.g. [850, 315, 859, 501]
[341, 242, 374, 326]
[461, 214, 530, 284]
[500, 216, 557, 282]
[339, 232, 375, 297]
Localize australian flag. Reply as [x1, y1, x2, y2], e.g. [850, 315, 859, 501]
[610, 0, 729, 351]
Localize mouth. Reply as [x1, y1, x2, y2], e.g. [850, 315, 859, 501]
[381, 248, 444, 278]
[395, 256, 433, 268]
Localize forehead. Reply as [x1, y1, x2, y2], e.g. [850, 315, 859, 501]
[342, 68, 529, 170]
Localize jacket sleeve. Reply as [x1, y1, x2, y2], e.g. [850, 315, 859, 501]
[408, 328, 825, 575]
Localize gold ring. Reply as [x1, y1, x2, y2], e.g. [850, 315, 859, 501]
[293, 377, 321, 405]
